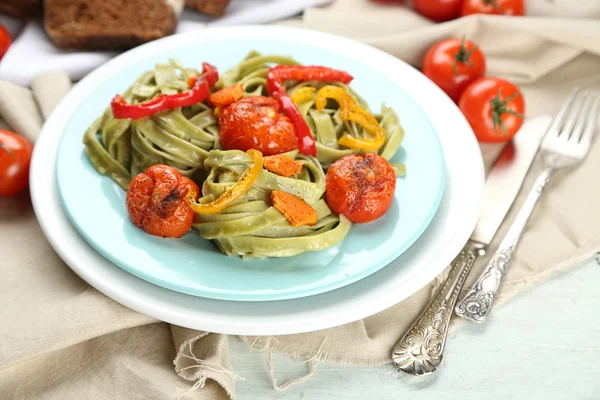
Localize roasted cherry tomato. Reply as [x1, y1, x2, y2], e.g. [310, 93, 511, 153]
[219, 96, 298, 156]
[325, 153, 396, 224]
[0, 24, 11, 60]
[413, 0, 462, 22]
[423, 37, 486, 103]
[126, 164, 200, 238]
[0, 130, 32, 197]
[461, 0, 525, 16]
[459, 77, 525, 142]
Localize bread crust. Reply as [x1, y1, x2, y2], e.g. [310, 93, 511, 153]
[44, 0, 180, 50]
[185, 0, 229, 16]
[0, 0, 41, 19]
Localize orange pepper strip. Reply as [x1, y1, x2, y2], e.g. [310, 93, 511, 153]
[291, 87, 316, 105]
[207, 83, 244, 108]
[315, 85, 386, 151]
[272, 190, 318, 227]
[263, 155, 303, 177]
[185, 149, 263, 214]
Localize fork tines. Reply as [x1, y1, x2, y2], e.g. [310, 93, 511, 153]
[548, 88, 600, 146]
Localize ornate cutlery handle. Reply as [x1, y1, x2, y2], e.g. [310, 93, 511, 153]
[455, 167, 554, 323]
[392, 241, 485, 375]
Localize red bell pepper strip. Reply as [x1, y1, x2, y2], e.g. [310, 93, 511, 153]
[266, 66, 354, 156]
[201, 62, 219, 87]
[278, 95, 316, 156]
[266, 65, 353, 97]
[111, 62, 219, 120]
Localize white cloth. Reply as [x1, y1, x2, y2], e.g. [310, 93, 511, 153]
[0, 0, 330, 86]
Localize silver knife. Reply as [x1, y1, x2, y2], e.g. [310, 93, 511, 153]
[391, 115, 552, 376]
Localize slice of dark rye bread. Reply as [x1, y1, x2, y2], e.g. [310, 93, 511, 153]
[0, 0, 41, 19]
[44, 0, 184, 50]
[185, 0, 230, 16]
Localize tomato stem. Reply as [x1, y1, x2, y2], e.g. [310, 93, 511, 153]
[452, 36, 478, 76]
[482, 0, 505, 11]
[490, 88, 523, 136]
[0, 143, 15, 158]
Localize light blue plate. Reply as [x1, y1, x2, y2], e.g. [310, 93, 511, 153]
[56, 37, 445, 301]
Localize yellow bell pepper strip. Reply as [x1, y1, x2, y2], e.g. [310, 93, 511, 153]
[185, 149, 263, 214]
[291, 87, 316, 105]
[213, 107, 222, 118]
[315, 85, 386, 151]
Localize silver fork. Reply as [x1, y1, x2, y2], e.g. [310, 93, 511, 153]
[455, 89, 600, 323]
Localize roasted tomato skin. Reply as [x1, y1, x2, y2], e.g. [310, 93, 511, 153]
[218, 96, 298, 156]
[325, 153, 396, 224]
[126, 165, 199, 238]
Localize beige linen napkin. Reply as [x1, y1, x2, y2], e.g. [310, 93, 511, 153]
[2, 1, 600, 398]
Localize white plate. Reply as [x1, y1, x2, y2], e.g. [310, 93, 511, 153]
[30, 26, 484, 335]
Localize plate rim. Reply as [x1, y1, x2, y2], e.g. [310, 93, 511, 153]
[53, 31, 447, 301]
[30, 25, 484, 335]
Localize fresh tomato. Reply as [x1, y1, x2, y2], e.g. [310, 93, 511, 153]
[461, 0, 525, 16]
[413, 0, 462, 22]
[219, 96, 298, 156]
[459, 77, 525, 142]
[0, 130, 32, 197]
[325, 153, 396, 224]
[0, 24, 11, 60]
[126, 164, 200, 238]
[423, 37, 486, 103]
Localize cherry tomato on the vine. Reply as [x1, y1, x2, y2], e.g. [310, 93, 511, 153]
[413, 0, 462, 22]
[0, 130, 33, 197]
[423, 37, 486, 103]
[0, 24, 11, 60]
[459, 77, 525, 143]
[461, 0, 525, 16]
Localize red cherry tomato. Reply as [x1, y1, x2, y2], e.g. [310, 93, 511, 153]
[0, 129, 32, 197]
[423, 38, 486, 103]
[219, 96, 298, 156]
[0, 24, 11, 60]
[325, 153, 396, 224]
[126, 165, 200, 238]
[459, 77, 525, 143]
[413, 0, 462, 22]
[461, 0, 525, 16]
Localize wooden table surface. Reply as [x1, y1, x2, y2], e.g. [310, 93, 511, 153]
[229, 258, 600, 400]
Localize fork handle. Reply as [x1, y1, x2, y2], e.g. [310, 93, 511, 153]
[455, 167, 555, 323]
[392, 241, 485, 375]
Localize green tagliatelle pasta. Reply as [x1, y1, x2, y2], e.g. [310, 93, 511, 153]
[219, 51, 405, 169]
[83, 59, 220, 190]
[192, 149, 351, 259]
[83, 54, 405, 259]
